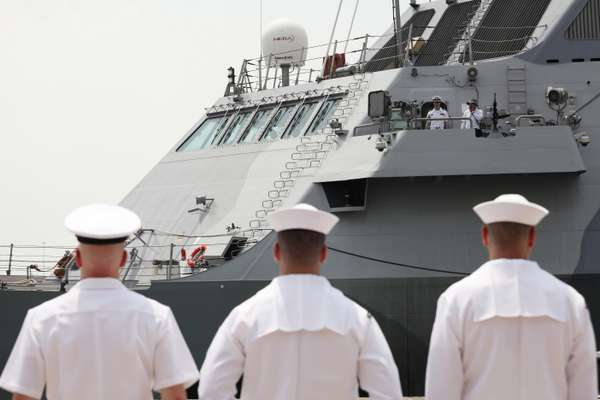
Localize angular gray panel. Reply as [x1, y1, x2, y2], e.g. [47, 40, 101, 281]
[566, 0, 600, 40]
[471, 0, 551, 61]
[415, 0, 481, 66]
[366, 9, 435, 72]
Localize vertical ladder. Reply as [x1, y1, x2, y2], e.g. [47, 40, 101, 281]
[507, 66, 528, 115]
[246, 75, 371, 242]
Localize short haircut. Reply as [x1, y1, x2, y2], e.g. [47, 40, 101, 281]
[488, 222, 531, 247]
[277, 229, 326, 263]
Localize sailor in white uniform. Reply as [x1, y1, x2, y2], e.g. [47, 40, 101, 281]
[425, 194, 598, 400]
[461, 98, 483, 129]
[197, 204, 403, 400]
[426, 96, 449, 130]
[0, 204, 199, 400]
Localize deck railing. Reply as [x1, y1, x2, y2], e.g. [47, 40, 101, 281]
[0, 227, 268, 290]
[231, 22, 548, 94]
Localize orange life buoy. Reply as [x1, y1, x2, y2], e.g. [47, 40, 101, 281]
[190, 245, 207, 259]
[187, 245, 207, 268]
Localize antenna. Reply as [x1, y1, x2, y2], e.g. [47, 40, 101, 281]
[260, 0, 263, 58]
[393, 0, 404, 67]
[323, 0, 345, 75]
[344, 0, 361, 53]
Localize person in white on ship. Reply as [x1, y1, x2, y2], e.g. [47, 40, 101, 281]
[426, 95, 450, 130]
[461, 98, 483, 130]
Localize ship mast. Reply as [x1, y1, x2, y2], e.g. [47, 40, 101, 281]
[393, 0, 404, 67]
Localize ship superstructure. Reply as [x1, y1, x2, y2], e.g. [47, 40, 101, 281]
[1, 0, 600, 396]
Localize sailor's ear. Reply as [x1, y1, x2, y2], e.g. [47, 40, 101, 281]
[273, 242, 281, 262]
[320, 244, 327, 263]
[528, 227, 536, 248]
[119, 250, 128, 268]
[481, 225, 490, 247]
[74, 248, 82, 268]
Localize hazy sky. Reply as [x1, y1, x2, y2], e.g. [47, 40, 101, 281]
[0, 0, 404, 247]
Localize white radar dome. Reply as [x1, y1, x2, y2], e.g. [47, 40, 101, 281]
[262, 18, 309, 67]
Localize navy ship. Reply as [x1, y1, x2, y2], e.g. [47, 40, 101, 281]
[2, 0, 600, 396]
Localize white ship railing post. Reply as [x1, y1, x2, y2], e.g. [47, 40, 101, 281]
[168, 243, 174, 280]
[263, 54, 272, 90]
[258, 57, 263, 92]
[359, 34, 369, 72]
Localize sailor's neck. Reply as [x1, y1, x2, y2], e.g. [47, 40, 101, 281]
[80, 268, 120, 279]
[488, 255, 530, 261]
[279, 266, 321, 276]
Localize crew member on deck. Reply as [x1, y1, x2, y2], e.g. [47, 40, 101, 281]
[0, 204, 199, 400]
[461, 98, 483, 130]
[425, 194, 598, 400]
[197, 204, 403, 400]
[426, 96, 449, 130]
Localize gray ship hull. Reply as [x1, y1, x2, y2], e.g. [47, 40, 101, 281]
[2, 273, 600, 398]
[3, 0, 600, 396]
[3, 172, 600, 398]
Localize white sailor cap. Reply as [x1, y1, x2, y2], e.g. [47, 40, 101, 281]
[65, 204, 141, 244]
[268, 203, 339, 235]
[473, 194, 549, 226]
[432, 95, 442, 101]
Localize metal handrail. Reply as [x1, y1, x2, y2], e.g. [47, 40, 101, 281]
[352, 117, 474, 136]
[410, 117, 473, 129]
[515, 115, 546, 127]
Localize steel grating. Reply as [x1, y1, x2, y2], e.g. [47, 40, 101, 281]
[470, 0, 552, 61]
[365, 9, 435, 72]
[566, 0, 600, 40]
[415, 0, 481, 66]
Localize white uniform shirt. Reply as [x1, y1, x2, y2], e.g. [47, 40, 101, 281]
[426, 259, 598, 400]
[198, 274, 403, 400]
[426, 108, 449, 130]
[461, 108, 483, 129]
[0, 278, 199, 400]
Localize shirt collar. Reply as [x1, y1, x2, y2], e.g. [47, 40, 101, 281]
[472, 258, 566, 322]
[480, 258, 541, 274]
[245, 273, 350, 337]
[272, 274, 331, 290]
[73, 277, 126, 291]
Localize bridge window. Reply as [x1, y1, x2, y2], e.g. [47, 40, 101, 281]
[239, 109, 275, 143]
[219, 112, 253, 145]
[260, 104, 298, 142]
[306, 98, 341, 135]
[284, 102, 319, 138]
[178, 116, 231, 152]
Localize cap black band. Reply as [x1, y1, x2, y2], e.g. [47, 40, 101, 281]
[76, 236, 127, 245]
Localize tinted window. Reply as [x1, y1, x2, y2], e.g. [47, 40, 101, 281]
[284, 102, 319, 138]
[178, 116, 230, 152]
[240, 109, 274, 144]
[261, 105, 297, 142]
[306, 99, 341, 135]
[219, 112, 253, 145]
